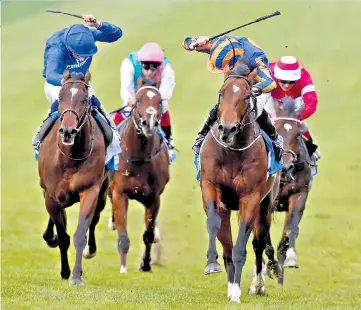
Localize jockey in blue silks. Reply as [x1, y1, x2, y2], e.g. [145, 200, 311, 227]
[32, 14, 123, 156]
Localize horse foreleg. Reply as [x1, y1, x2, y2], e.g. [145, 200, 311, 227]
[230, 193, 260, 303]
[139, 196, 160, 272]
[113, 190, 129, 273]
[45, 193, 70, 280]
[83, 176, 110, 259]
[283, 192, 307, 269]
[70, 186, 100, 286]
[249, 195, 272, 296]
[43, 217, 58, 248]
[216, 210, 234, 297]
[201, 182, 222, 275]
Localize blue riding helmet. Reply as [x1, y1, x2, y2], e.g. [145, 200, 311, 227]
[64, 24, 98, 57]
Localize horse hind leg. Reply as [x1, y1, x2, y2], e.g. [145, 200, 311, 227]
[43, 217, 58, 248]
[139, 196, 160, 272]
[83, 176, 110, 259]
[264, 232, 282, 280]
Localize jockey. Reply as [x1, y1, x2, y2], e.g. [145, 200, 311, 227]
[32, 14, 123, 152]
[265, 56, 320, 160]
[113, 42, 176, 150]
[182, 35, 284, 161]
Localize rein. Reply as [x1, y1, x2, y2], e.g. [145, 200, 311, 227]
[57, 79, 95, 161]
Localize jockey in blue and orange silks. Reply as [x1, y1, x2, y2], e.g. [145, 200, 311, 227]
[182, 35, 284, 161]
[32, 14, 123, 155]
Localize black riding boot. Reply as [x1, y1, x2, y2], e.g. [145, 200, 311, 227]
[192, 103, 219, 154]
[257, 109, 283, 161]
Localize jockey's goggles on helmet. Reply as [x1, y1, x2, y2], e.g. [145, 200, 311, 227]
[279, 80, 296, 85]
[141, 62, 161, 72]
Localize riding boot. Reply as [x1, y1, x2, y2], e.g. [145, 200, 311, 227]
[161, 125, 175, 149]
[32, 100, 59, 148]
[256, 109, 284, 161]
[303, 137, 318, 157]
[192, 103, 219, 154]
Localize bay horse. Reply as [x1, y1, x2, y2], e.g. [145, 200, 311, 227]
[39, 70, 110, 285]
[199, 60, 279, 303]
[109, 80, 169, 273]
[264, 97, 312, 284]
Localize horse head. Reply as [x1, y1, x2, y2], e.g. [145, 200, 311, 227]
[58, 69, 91, 145]
[216, 57, 258, 146]
[273, 96, 305, 172]
[133, 78, 163, 138]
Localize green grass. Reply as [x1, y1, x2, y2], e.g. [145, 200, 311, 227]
[2, 1, 361, 309]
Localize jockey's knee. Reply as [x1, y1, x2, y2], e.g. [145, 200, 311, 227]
[161, 110, 171, 127]
[90, 96, 101, 109]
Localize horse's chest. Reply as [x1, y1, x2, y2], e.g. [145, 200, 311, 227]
[126, 174, 154, 197]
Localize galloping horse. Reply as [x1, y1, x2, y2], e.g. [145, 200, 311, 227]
[39, 70, 110, 285]
[264, 97, 313, 284]
[109, 80, 169, 273]
[199, 59, 279, 303]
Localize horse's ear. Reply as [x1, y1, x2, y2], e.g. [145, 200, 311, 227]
[63, 69, 70, 81]
[247, 68, 257, 84]
[84, 71, 91, 84]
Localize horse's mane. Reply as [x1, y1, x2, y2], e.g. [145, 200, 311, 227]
[70, 72, 86, 81]
[229, 56, 251, 77]
[282, 96, 301, 116]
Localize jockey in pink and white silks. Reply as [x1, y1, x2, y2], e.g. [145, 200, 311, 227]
[32, 14, 123, 168]
[113, 42, 176, 161]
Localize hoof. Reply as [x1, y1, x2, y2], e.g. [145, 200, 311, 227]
[120, 265, 127, 273]
[284, 248, 299, 268]
[44, 235, 58, 248]
[139, 262, 152, 272]
[204, 262, 222, 275]
[69, 277, 84, 286]
[266, 260, 282, 279]
[108, 217, 116, 231]
[230, 297, 240, 303]
[82, 245, 96, 259]
[61, 268, 71, 280]
[248, 285, 267, 296]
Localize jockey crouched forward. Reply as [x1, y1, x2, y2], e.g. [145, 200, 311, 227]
[182, 35, 284, 161]
[113, 42, 176, 163]
[32, 14, 123, 168]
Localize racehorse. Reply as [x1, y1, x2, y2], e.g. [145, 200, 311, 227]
[198, 59, 279, 303]
[109, 79, 169, 273]
[264, 96, 312, 285]
[38, 70, 110, 285]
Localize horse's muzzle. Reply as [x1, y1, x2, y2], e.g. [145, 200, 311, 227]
[59, 127, 79, 145]
[218, 123, 238, 144]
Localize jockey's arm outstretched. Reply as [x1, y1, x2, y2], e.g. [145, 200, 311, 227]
[182, 35, 283, 161]
[32, 14, 123, 151]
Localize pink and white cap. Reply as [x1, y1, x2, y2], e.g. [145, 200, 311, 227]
[138, 42, 164, 63]
[274, 56, 301, 81]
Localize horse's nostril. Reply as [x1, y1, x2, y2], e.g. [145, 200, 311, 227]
[221, 135, 227, 142]
[154, 121, 159, 127]
[59, 128, 64, 134]
[218, 124, 224, 131]
[71, 129, 78, 135]
[142, 120, 147, 126]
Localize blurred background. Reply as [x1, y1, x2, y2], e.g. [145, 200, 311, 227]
[2, 1, 361, 309]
